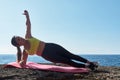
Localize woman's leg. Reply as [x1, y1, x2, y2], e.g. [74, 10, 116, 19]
[62, 52, 89, 63]
[41, 43, 86, 68]
[55, 44, 98, 70]
[53, 43, 89, 63]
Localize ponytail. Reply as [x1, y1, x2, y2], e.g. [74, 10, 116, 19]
[16, 46, 22, 62]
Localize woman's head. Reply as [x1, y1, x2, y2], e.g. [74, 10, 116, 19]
[11, 36, 25, 47]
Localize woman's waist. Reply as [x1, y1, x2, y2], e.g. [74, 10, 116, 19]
[36, 41, 46, 56]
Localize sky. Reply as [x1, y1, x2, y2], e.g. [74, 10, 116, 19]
[0, 0, 120, 54]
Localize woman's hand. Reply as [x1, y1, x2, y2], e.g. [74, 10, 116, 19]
[23, 10, 29, 16]
[19, 60, 26, 68]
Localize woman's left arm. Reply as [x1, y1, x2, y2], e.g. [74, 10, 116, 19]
[23, 10, 32, 39]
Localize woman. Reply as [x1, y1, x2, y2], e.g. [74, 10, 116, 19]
[11, 10, 97, 70]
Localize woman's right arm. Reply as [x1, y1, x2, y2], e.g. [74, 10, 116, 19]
[16, 47, 28, 67]
[19, 49, 28, 67]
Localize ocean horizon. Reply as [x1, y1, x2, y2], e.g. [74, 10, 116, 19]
[0, 54, 120, 66]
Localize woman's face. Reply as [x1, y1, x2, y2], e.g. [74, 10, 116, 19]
[15, 36, 25, 46]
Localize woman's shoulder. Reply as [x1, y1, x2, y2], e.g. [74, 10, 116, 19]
[26, 36, 33, 40]
[27, 37, 40, 42]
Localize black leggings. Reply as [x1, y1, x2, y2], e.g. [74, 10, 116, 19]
[41, 43, 88, 68]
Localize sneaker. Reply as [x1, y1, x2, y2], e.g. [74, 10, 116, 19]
[88, 62, 99, 71]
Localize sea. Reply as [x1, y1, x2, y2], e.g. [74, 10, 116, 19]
[0, 54, 120, 66]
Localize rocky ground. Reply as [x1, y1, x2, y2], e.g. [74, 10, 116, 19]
[0, 64, 120, 80]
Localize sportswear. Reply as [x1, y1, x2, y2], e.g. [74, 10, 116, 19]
[25, 37, 40, 55]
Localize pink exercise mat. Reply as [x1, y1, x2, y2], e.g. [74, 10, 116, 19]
[5, 62, 89, 73]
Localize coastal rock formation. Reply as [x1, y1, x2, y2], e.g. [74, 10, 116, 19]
[0, 64, 120, 80]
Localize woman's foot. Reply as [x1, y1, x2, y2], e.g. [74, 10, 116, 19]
[88, 62, 98, 71]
